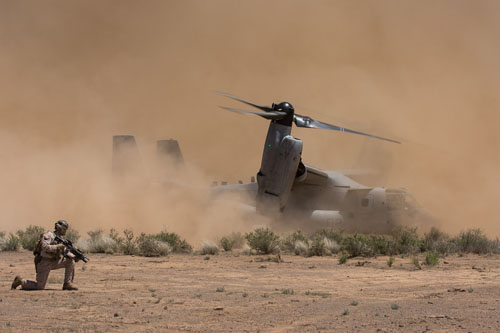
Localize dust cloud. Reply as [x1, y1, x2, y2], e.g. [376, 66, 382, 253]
[1, 1, 499, 240]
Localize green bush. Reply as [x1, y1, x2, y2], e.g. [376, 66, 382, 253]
[152, 231, 192, 253]
[313, 229, 344, 244]
[307, 236, 328, 257]
[421, 227, 456, 255]
[281, 230, 308, 252]
[454, 229, 490, 254]
[136, 233, 170, 257]
[0, 231, 6, 251]
[16, 225, 45, 251]
[246, 228, 280, 254]
[338, 253, 348, 264]
[65, 228, 80, 244]
[3, 233, 20, 251]
[219, 232, 245, 251]
[392, 227, 420, 254]
[342, 234, 374, 257]
[121, 229, 138, 255]
[367, 235, 393, 255]
[387, 256, 395, 267]
[201, 240, 219, 255]
[86, 229, 117, 254]
[425, 251, 439, 266]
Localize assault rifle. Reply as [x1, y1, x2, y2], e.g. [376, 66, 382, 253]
[54, 235, 89, 263]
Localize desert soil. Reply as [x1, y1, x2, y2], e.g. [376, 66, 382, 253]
[1, 251, 499, 332]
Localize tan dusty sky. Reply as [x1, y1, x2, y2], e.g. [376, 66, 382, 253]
[0, 1, 499, 237]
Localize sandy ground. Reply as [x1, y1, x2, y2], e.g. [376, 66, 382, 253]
[1, 251, 499, 332]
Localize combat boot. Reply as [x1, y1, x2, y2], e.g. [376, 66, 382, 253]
[62, 282, 78, 291]
[11, 275, 22, 290]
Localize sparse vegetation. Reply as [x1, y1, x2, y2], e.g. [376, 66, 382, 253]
[242, 293, 248, 297]
[307, 236, 328, 257]
[216, 287, 225, 292]
[82, 229, 118, 254]
[412, 257, 421, 270]
[455, 229, 490, 254]
[3, 233, 20, 251]
[338, 254, 348, 264]
[281, 230, 308, 253]
[201, 240, 219, 255]
[305, 291, 331, 298]
[121, 229, 138, 255]
[16, 225, 45, 251]
[65, 228, 80, 244]
[152, 230, 192, 253]
[391, 303, 400, 310]
[350, 301, 359, 306]
[392, 227, 420, 254]
[246, 228, 280, 254]
[281, 289, 294, 295]
[219, 232, 245, 251]
[387, 256, 395, 267]
[342, 234, 374, 257]
[425, 251, 439, 266]
[342, 309, 349, 316]
[136, 233, 171, 257]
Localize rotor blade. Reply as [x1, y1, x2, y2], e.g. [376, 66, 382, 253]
[215, 91, 274, 112]
[220, 106, 286, 120]
[294, 114, 401, 144]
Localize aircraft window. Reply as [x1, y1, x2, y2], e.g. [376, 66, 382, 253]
[361, 198, 369, 207]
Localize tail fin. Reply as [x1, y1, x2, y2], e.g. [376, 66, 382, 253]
[112, 135, 144, 178]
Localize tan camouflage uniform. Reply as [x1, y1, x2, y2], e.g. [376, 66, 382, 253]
[21, 231, 75, 290]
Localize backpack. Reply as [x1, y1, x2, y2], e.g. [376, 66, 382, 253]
[33, 233, 44, 256]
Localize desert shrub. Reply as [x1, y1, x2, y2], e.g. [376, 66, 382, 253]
[338, 253, 348, 264]
[3, 233, 20, 251]
[281, 230, 308, 252]
[307, 236, 328, 257]
[136, 233, 171, 257]
[313, 229, 344, 244]
[411, 257, 421, 270]
[65, 228, 80, 243]
[246, 228, 280, 254]
[121, 229, 138, 255]
[391, 227, 420, 254]
[425, 251, 439, 266]
[16, 225, 45, 251]
[367, 235, 393, 255]
[293, 240, 309, 256]
[0, 232, 5, 250]
[421, 227, 456, 255]
[342, 234, 374, 257]
[109, 229, 123, 248]
[219, 232, 245, 251]
[201, 240, 219, 255]
[152, 231, 192, 253]
[323, 237, 341, 254]
[454, 229, 490, 254]
[387, 256, 395, 267]
[86, 229, 117, 254]
[491, 238, 500, 254]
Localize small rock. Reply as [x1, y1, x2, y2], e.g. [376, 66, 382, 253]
[214, 306, 224, 311]
[9, 264, 15, 267]
[259, 265, 267, 269]
[133, 301, 136, 304]
[114, 313, 119, 317]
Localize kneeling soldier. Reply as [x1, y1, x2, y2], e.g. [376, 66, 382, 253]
[11, 220, 78, 291]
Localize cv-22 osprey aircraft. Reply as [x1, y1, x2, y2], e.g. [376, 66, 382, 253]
[214, 92, 433, 233]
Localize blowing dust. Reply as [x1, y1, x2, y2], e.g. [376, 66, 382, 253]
[0, 1, 499, 242]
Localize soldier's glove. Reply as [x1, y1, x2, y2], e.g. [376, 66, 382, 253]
[56, 243, 66, 251]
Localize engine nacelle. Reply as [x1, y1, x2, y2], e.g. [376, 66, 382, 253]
[257, 135, 302, 214]
[310, 210, 344, 228]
